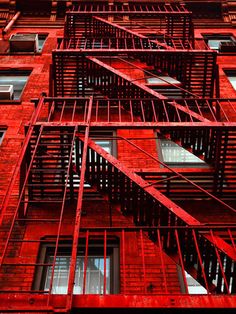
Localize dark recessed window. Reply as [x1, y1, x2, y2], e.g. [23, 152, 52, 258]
[0, 130, 6, 144]
[75, 130, 116, 161]
[73, 130, 116, 188]
[33, 238, 119, 294]
[145, 71, 183, 98]
[38, 34, 48, 52]
[202, 34, 236, 52]
[0, 69, 31, 100]
[224, 70, 236, 90]
[90, 130, 116, 156]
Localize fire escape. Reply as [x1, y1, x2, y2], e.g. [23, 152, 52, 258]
[0, 1, 236, 312]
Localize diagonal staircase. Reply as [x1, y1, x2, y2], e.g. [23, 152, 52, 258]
[76, 136, 236, 294]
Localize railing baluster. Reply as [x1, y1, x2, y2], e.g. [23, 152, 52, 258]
[83, 230, 89, 294]
[104, 230, 107, 295]
[140, 230, 147, 294]
[122, 229, 127, 294]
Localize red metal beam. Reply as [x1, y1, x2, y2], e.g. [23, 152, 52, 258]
[82, 138, 236, 262]
[83, 137, 199, 226]
[36, 122, 236, 128]
[66, 96, 93, 310]
[0, 294, 236, 311]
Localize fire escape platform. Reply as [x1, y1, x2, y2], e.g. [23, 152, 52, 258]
[0, 294, 236, 311]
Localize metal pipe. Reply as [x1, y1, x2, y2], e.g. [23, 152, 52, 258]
[2, 11, 21, 36]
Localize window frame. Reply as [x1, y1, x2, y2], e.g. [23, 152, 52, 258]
[144, 70, 183, 99]
[0, 68, 32, 103]
[89, 130, 117, 157]
[224, 69, 236, 91]
[33, 237, 119, 294]
[177, 266, 207, 294]
[0, 129, 6, 145]
[156, 136, 209, 168]
[202, 33, 236, 52]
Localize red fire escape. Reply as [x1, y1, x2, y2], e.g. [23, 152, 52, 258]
[0, 1, 236, 312]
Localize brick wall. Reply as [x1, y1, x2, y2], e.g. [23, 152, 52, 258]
[0, 201, 181, 294]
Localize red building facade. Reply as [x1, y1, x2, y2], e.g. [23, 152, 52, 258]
[0, 0, 236, 312]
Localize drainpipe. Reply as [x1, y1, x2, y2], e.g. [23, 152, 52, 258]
[2, 11, 21, 37]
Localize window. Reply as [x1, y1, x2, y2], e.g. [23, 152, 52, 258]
[157, 138, 207, 167]
[145, 71, 183, 99]
[54, 130, 116, 190]
[9, 33, 48, 53]
[73, 130, 116, 188]
[74, 130, 116, 163]
[91, 131, 116, 155]
[34, 238, 119, 294]
[0, 130, 6, 144]
[146, 76, 181, 86]
[224, 70, 236, 90]
[0, 69, 31, 100]
[203, 34, 236, 52]
[37, 34, 48, 52]
[179, 270, 207, 294]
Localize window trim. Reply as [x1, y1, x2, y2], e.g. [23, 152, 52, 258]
[89, 130, 117, 157]
[202, 33, 236, 52]
[0, 129, 6, 145]
[223, 69, 236, 91]
[144, 70, 183, 99]
[156, 136, 209, 168]
[177, 265, 207, 295]
[33, 236, 119, 294]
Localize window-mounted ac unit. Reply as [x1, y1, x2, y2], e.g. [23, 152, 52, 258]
[9, 34, 39, 53]
[219, 41, 236, 53]
[0, 85, 14, 100]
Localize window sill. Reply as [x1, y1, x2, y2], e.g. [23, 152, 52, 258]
[134, 167, 214, 174]
[1, 51, 43, 56]
[0, 99, 22, 104]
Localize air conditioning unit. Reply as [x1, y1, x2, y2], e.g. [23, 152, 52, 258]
[219, 41, 236, 53]
[9, 34, 39, 53]
[0, 85, 14, 100]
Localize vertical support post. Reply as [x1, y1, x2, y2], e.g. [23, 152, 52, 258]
[175, 229, 189, 294]
[104, 230, 107, 295]
[122, 229, 126, 294]
[210, 230, 230, 294]
[140, 230, 147, 293]
[66, 96, 93, 310]
[192, 230, 209, 293]
[47, 126, 77, 302]
[215, 64, 220, 98]
[82, 230, 89, 294]
[109, 203, 113, 227]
